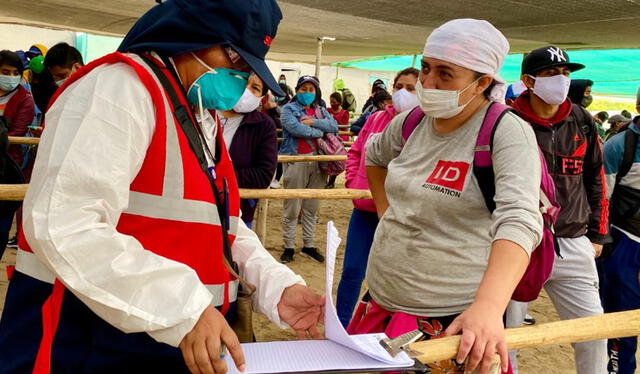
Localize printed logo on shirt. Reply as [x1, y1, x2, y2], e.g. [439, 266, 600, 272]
[422, 160, 470, 198]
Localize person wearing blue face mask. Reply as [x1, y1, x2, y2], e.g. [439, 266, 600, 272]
[279, 75, 338, 264]
[0, 2, 325, 374]
[0, 50, 34, 167]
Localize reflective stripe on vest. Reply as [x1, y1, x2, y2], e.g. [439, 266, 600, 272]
[16, 51, 241, 302]
[15, 250, 239, 306]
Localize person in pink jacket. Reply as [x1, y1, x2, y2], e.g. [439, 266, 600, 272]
[336, 67, 419, 327]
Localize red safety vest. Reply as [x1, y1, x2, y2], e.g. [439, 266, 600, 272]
[14, 52, 241, 374]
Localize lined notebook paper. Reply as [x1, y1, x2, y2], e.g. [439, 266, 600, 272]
[225, 222, 414, 374]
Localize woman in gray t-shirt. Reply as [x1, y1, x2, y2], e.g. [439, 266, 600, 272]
[347, 19, 543, 374]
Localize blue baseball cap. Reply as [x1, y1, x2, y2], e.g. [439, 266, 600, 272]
[119, 0, 284, 96]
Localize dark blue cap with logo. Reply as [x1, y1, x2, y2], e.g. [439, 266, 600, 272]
[119, 0, 284, 96]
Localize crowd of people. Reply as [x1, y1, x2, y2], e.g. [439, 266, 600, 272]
[0, 1, 639, 374]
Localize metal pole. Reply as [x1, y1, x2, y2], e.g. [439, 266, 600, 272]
[411, 54, 418, 68]
[315, 38, 323, 78]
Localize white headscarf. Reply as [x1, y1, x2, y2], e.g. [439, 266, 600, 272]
[423, 18, 510, 102]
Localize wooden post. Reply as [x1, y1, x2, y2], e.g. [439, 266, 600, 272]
[254, 198, 269, 245]
[0, 185, 371, 201]
[277, 155, 347, 163]
[239, 188, 371, 200]
[0, 184, 28, 200]
[8, 137, 40, 145]
[410, 309, 640, 364]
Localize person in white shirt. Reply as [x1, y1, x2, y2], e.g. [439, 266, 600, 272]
[0, 2, 324, 374]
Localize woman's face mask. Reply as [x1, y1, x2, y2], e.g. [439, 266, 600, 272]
[392, 88, 419, 113]
[186, 53, 249, 111]
[415, 77, 481, 119]
[233, 88, 262, 113]
[297, 92, 316, 106]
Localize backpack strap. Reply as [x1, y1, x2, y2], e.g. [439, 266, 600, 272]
[473, 102, 515, 213]
[571, 104, 592, 138]
[617, 128, 639, 183]
[401, 106, 425, 142]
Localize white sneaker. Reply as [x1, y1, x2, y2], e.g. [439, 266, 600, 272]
[270, 180, 281, 189]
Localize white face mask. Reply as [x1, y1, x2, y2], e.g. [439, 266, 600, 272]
[232, 88, 262, 113]
[529, 74, 570, 105]
[392, 89, 419, 113]
[415, 78, 480, 119]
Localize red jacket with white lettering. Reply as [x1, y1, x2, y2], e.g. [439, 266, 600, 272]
[513, 91, 608, 243]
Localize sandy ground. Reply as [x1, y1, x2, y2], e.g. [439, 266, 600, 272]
[0, 175, 608, 373]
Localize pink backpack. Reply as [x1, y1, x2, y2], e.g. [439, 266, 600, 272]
[402, 103, 560, 302]
[305, 108, 347, 176]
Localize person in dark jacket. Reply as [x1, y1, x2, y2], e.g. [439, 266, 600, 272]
[598, 115, 640, 374]
[276, 74, 293, 106]
[350, 90, 392, 134]
[359, 79, 387, 113]
[508, 46, 608, 374]
[605, 114, 629, 142]
[219, 73, 277, 227]
[0, 50, 34, 167]
[568, 78, 594, 109]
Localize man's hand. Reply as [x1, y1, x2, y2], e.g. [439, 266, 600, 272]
[593, 243, 603, 258]
[301, 118, 315, 126]
[277, 284, 325, 340]
[179, 306, 245, 374]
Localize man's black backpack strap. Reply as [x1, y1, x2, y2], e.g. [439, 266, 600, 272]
[617, 129, 638, 183]
[571, 104, 593, 138]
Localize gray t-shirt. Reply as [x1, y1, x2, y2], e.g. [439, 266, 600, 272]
[365, 102, 543, 316]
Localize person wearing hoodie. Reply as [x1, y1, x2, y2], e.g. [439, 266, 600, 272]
[279, 75, 338, 264]
[335, 67, 418, 328]
[599, 114, 640, 374]
[508, 46, 608, 374]
[568, 78, 594, 109]
[219, 73, 278, 228]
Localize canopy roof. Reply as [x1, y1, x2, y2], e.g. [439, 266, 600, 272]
[1, 0, 639, 64]
[338, 49, 640, 98]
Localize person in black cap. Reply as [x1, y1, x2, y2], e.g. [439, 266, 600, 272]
[0, 1, 325, 374]
[279, 75, 338, 264]
[507, 46, 608, 374]
[352, 79, 389, 134]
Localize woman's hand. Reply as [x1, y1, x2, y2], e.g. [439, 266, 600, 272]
[444, 300, 508, 374]
[301, 118, 315, 126]
[179, 306, 245, 374]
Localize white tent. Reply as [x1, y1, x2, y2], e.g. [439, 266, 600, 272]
[1, 0, 639, 64]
